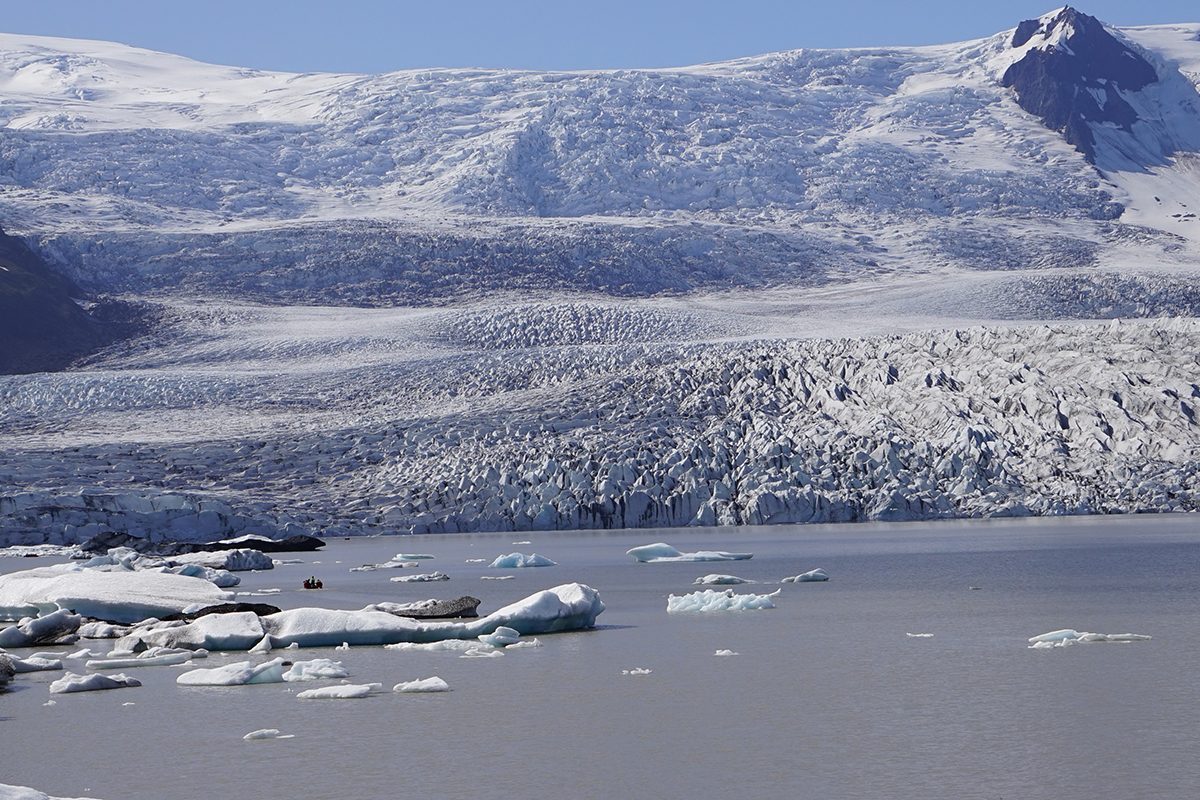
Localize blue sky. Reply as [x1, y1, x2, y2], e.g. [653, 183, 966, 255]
[5, 1, 1198, 73]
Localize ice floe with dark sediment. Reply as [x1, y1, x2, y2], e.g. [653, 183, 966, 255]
[628, 543, 752, 563]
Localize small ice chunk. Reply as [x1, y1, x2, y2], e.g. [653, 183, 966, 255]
[296, 683, 380, 699]
[282, 659, 348, 682]
[350, 561, 419, 572]
[906, 633, 934, 638]
[627, 543, 752, 563]
[1028, 629, 1152, 648]
[0, 609, 82, 648]
[506, 639, 542, 649]
[714, 649, 739, 656]
[460, 647, 504, 658]
[622, 668, 652, 675]
[65, 648, 97, 659]
[693, 574, 751, 586]
[512, 541, 532, 545]
[393, 676, 450, 693]
[666, 588, 780, 613]
[394, 553, 436, 560]
[249, 635, 273, 653]
[465, 559, 487, 564]
[244, 728, 295, 740]
[477, 626, 521, 647]
[480, 575, 514, 581]
[49, 671, 142, 694]
[390, 572, 450, 583]
[489, 553, 556, 569]
[176, 658, 288, 686]
[12, 655, 64, 672]
[385, 640, 479, 653]
[782, 568, 829, 583]
[85, 652, 192, 669]
[335, 642, 350, 651]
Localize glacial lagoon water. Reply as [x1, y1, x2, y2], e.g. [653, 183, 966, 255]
[3, 515, 1200, 800]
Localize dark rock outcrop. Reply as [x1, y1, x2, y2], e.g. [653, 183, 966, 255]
[1001, 7, 1159, 163]
[159, 602, 283, 623]
[386, 596, 481, 619]
[0, 226, 149, 374]
[0, 652, 15, 688]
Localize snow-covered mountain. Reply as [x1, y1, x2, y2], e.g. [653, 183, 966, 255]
[0, 7, 1199, 307]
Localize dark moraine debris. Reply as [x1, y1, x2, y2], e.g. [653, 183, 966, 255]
[382, 596, 481, 619]
[0, 652, 14, 689]
[156, 534, 326, 556]
[159, 603, 284, 623]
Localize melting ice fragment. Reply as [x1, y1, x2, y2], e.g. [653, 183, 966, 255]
[666, 588, 780, 613]
[296, 683, 381, 699]
[393, 676, 450, 693]
[781, 568, 829, 583]
[489, 553, 556, 568]
[714, 649, 739, 656]
[622, 668, 652, 676]
[693, 574, 751, 585]
[477, 626, 521, 647]
[390, 572, 450, 583]
[244, 728, 295, 740]
[1027, 629, 1152, 648]
[627, 543, 752, 563]
[49, 672, 141, 694]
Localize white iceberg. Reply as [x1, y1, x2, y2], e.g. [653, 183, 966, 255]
[622, 668, 652, 675]
[460, 648, 504, 658]
[393, 676, 450, 693]
[394, 553, 436, 560]
[384, 640, 480, 653]
[49, 671, 141, 694]
[0, 783, 103, 800]
[480, 575, 514, 581]
[489, 553, 556, 568]
[1027, 629, 1153, 648]
[119, 583, 604, 651]
[0, 609, 82, 647]
[693, 574, 751, 585]
[0, 566, 231, 624]
[782, 568, 829, 583]
[389, 572, 449, 583]
[243, 728, 295, 741]
[666, 588, 780, 613]
[169, 549, 274, 572]
[283, 658, 349, 682]
[10, 655, 64, 673]
[85, 650, 194, 669]
[350, 560, 419, 572]
[477, 626, 521, 647]
[296, 683, 381, 699]
[177, 658, 290, 686]
[714, 649, 739, 656]
[906, 633, 934, 638]
[627, 543, 752, 563]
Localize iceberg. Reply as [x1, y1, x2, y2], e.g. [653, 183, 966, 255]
[622, 668, 652, 676]
[10, 655, 64, 673]
[906, 633, 935, 638]
[390, 572, 449, 583]
[384, 640, 480, 653]
[243, 729, 295, 741]
[1027, 629, 1153, 648]
[714, 649, 739, 656]
[350, 560, 419, 572]
[115, 583, 604, 651]
[393, 676, 450, 693]
[782, 568, 829, 583]
[693, 574, 751, 585]
[85, 650, 194, 669]
[0, 784, 103, 800]
[296, 683, 381, 699]
[627, 543, 752, 563]
[489, 553, 556, 568]
[394, 553, 436, 560]
[480, 575, 514, 581]
[283, 658, 349, 682]
[666, 588, 780, 613]
[0, 609, 82, 647]
[49, 671, 142, 694]
[0, 566, 232, 624]
[169, 549, 274, 572]
[477, 626, 521, 647]
[177, 658, 290, 686]
[460, 648, 504, 658]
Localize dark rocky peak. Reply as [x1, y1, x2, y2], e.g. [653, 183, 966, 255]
[1002, 7, 1161, 163]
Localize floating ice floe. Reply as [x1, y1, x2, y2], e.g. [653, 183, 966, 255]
[393, 676, 450, 693]
[666, 588, 780, 613]
[714, 649, 739, 656]
[489, 553, 556, 568]
[385, 640, 480, 653]
[627, 543, 752, 563]
[115, 583, 603, 651]
[782, 568, 829, 583]
[86, 649, 195, 669]
[394, 553, 435, 560]
[10, 655, 64, 673]
[693, 574, 751, 586]
[1027, 629, 1153, 649]
[480, 575, 514, 581]
[0, 566, 231, 624]
[296, 683, 381, 699]
[350, 560, 419, 572]
[622, 668, 652, 676]
[477, 626, 521, 647]
[243, 729, 295, 741]
[461, 647, 505, 658]
[465, 559, 487, 564]
[177, 657, 348, 685]
[49, 672, 141, 694]
[0, 783, 103, 800]
[390, 572, 449, 583]
[512, 541, 532, 545]
[906, 633, 935, 638]
[0, 609, 82, 647]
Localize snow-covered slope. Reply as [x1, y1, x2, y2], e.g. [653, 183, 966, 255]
[1, 8, 1200, 304]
